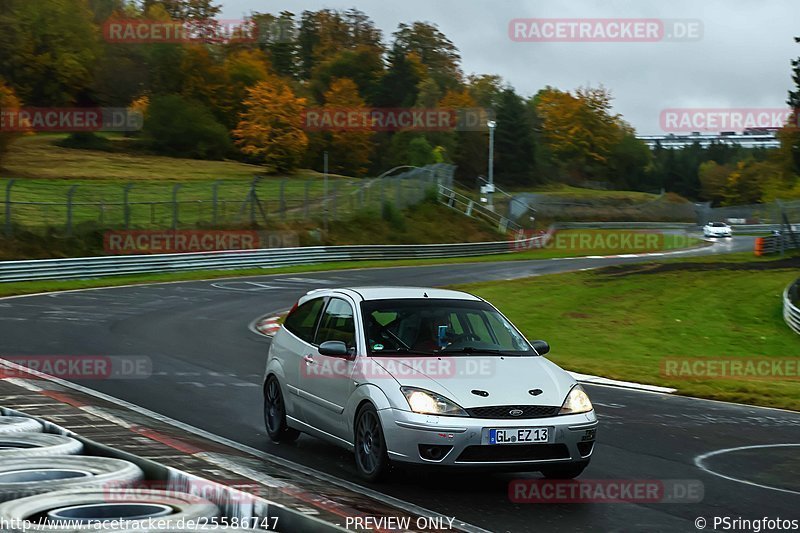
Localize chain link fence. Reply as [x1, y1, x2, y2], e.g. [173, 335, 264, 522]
[1, 164, 455, 237]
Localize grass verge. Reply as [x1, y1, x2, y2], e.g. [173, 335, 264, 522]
[0, 230, 703, 298]
[452, 255, 800, 411]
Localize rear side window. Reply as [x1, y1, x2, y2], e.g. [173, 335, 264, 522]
[315, 298, 356, 349]
[284, 298, 325, 343]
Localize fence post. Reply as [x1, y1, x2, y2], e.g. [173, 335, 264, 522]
[332, 182, 339, 220]
[4, 179, 15, 237]
[279, 178, 287, 219]
[123, 183, 134, 229]
[249, 177, 258, 225]
[66, 185, 78, 236]
[395, 177, 402, 208]
[303, 179, 311, 219]
[172, 184, 182, 230]
[212, 180, 222, 227]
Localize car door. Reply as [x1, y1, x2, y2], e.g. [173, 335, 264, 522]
[297, 296, 359, 440]
[277, 296, 327, 422]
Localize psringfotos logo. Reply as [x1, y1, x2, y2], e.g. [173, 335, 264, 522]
[509, 18, 703, 42]
[660, 108, 800, 133]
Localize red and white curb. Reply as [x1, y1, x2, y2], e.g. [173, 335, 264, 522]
[251, 314, 286, 338]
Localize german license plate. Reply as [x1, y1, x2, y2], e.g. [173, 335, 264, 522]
[489, 427, 549, 444]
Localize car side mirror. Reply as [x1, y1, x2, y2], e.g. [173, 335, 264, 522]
[318, 340, 351, 358]
[531, 340, 550, 355]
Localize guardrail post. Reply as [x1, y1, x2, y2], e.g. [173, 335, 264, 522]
[66, 185, 78, 236]
[123, 183, 134, 229]
[4, 179, 15, 237]
[212, 180, 222, 227]
[171, 184, 182, 230]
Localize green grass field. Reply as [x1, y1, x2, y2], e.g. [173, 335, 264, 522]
[453, 256, 800, 411]
[0, 135, 363, 229]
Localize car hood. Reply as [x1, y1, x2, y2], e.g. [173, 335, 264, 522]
[369, 355, 575, 408]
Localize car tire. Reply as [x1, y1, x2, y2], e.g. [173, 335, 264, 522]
[540, 461, 589, 479]
[0, 416, 43, 434]
[354, 403, 390, 482]
[0, 488, 218, 533]
[0, 433, 83, 458]
[264, 376, 300, 444]
[0, 456, 144, 502]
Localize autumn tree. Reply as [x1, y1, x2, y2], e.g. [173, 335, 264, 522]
[0, 80, 21, 165]
[234, 76, 309, 172]
[392, 22, 462, 92]
[0, 0, 99, 106]
[316, 78, 374, 176]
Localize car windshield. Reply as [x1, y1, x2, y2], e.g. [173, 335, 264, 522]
[361, 298, 535, 356]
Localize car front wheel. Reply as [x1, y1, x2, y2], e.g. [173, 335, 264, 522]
[354, 404, 390, 482]
[264, 376, 300, 444]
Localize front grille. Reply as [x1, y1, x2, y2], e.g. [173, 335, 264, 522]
[466, 405, 560, 419]
[456, 444, 570, 463]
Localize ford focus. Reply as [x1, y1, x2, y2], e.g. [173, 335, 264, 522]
[262, 287, 597, 481]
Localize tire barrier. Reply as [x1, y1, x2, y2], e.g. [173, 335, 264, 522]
[0, 488, 218, 533]
[0, 457, 144, 502]
[0, 416, 43, 434]
[0, 433, 83, 459]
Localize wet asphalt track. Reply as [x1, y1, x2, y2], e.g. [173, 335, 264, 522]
[1, 236, 799, 532]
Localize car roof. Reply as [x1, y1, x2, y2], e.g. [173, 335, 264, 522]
[308, 286, 482, 302]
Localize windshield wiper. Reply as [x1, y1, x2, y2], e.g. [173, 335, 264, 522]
[441, 347, 505, 355]
[373, 348, 438, 356]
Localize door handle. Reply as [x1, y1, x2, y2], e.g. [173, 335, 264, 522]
[303, 355, 316, 365]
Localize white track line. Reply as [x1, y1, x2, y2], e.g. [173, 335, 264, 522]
[695, 444, 800, 496]
[0, 359, 490, 533]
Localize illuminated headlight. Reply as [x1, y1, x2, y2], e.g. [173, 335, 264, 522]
[559, 385, 593, 415]
[401, 387, 468, 417]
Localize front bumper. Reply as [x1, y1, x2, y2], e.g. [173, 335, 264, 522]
[379, 407, 597, 467]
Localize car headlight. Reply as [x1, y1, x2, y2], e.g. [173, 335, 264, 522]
[559, 385, 593, 415]
[401, 387, 468, 417]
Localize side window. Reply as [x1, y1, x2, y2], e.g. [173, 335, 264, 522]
[283, 298, 325, 343]
[315, 298, 356, 349]
[466, 313, 492, 341]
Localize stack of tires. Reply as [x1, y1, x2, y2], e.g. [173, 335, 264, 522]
[0, 416, 258, 532]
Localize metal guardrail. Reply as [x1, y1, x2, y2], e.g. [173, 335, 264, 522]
[755, 234, 800, 255]
[0, 234, 551, 283]
[784, 279, 800, 335]
[438, 185, 521, 232]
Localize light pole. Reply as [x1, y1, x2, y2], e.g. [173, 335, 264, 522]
[487, 120, 497, 210]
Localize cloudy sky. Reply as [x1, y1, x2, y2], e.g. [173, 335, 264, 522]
[218, 0, 798, 134]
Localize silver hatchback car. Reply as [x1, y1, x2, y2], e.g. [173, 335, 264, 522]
[263, 287, 597, 481]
